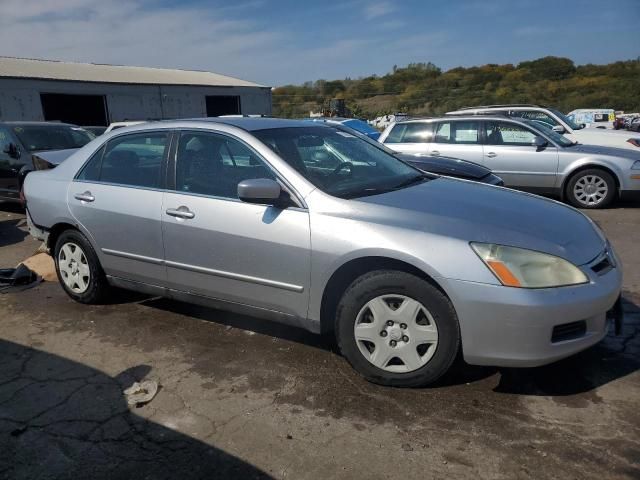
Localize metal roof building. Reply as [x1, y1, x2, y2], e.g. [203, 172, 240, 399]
[0, 57, 271, 125]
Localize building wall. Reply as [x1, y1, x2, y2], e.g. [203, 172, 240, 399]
[0, 78, 272, 122]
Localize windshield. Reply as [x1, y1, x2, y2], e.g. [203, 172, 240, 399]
[253, 126, 426, 199]
[341, 119, 379, 135]
[549, 108, 583, 131]
[524, 120, 575, 147]
[12, 125, 94, 152]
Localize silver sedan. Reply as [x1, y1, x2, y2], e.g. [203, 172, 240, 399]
[24, 118, 623, 387]
[379, 115, 640, 208]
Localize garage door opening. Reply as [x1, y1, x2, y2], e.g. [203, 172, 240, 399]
[206, 95, 241, 117]
[40, 93, 108, 126]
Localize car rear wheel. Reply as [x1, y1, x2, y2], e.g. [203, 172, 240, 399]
[335, 270, 460, 387]
[54, 230, 112, 304]
[566, 169, 616, 209]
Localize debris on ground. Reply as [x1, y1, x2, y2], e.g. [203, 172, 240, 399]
[123, 380, 159, 406]
[0, 264, 41, 293]
[21, 252, 57, 281]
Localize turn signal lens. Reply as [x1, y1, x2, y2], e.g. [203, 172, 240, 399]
[471, 243, 589, 288]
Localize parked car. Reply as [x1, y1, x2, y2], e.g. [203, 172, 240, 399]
[24, 118, 623, 387]
[395, 153, 503, 185]
[83, 126, 107, 136]
[0, 121, 94, 202]
[613, 117, 626, 130]
[446, 104, 640, 151]
[304, 117, 381, 140]
[628, 117, 640, 133]
[379, 115, 640, 208]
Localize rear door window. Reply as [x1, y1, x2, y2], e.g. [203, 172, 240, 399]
[77, 132, 169, 188]
[434, 121, 479, 144]
[385, 123, 433, 143]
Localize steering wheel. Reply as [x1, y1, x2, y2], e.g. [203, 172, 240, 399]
[329, 161, 353, 178]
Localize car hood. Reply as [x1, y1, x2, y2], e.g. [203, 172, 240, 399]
[564, 144, 640, 161]
[355, 178, 604, 266]
[396, 154, 490, 179]
[31, 148, 79, 167]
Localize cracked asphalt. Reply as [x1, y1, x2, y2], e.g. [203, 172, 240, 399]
[0, 201, 639, 479]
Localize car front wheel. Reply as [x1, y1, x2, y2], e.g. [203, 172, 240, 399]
[335, 270, 460, 387]
[566, 169, 616, 209]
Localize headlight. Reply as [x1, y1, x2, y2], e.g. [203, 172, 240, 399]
[470, 243, 589, 288]
[632, 160, 640, 170]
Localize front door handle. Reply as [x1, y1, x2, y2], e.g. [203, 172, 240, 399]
[486, 152, 497, 158]
[74, 191, 95, 202]
[430, 150, 440, 156]
[166, 206, 195, 219]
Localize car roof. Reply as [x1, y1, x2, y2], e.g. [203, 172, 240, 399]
[393, 115, 519, 124]
[179, 117, 331, 131]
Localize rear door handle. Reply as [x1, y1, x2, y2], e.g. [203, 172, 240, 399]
[74, 191, 95, 202]
[486, 152, 497, 158]
[430, 150, 440, 156]
[166, 206, 195, 219]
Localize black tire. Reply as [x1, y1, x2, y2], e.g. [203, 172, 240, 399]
[54, 229, 112, 304]
[565, 168, 616, 209]
[335, 270, 460, 387]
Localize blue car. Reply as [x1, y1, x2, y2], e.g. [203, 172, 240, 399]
[303, 117, 381, 140]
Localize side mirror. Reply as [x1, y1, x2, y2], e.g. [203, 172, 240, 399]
[532, 136, 548, 149]
[3, 143, 21, 159]
[551, 125, 565, 134]
[237, 178, 283, 206]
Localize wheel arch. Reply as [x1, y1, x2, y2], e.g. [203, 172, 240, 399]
[560, 163, 621, 200]
[47, 222, 80, 252]
[319, 255, 451, 334]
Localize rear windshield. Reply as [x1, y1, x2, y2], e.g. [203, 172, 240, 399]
[12, 125, 94, 152]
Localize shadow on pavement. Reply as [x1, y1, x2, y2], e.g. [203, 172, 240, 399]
[0, 339, 273, 479]
[0, 218, 28, 249]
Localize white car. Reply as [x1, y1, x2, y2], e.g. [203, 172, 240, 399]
[446, 105, 640, 151]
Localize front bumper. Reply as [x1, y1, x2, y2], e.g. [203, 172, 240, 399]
[442, 264, 622, 367]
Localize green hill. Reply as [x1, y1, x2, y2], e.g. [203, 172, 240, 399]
[272, 56, 640, 118]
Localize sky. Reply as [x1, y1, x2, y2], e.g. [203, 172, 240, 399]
[1, 0, 638, 86]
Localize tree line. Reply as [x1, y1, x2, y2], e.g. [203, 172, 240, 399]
[272, 56, 640, 119]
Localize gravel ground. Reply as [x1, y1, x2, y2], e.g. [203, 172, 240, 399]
[0, 200, 638, 479]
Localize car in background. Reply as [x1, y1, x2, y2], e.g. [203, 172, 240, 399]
[0, 122, 94, 202]
[628, 117, 640, 133]
[304, 117, 381, 140]
[83, 126, 107, 136]
[24, 117, 622, 387]
[379, 115, 640, 208]
[446, 104, 640, 151]
[396, 153, 503, 186]
[105, 121, 146, 133]
[566, 108, 615, 129]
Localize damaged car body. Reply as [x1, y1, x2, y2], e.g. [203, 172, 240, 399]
[23, 118, 623, 387]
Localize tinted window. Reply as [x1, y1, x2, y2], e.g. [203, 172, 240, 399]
[0, 128, 13, 159]
[11, 125, 93, 152]
[385, 123, 433, 143]
[253, 126, 424, 199]
[434, 121, 479, 144]
[175, 132, 275, 199]
[98, 133, 168, 188]
[76, 145, 106, 181]
[485, 122, 536, 146]
[510, 110, 558, 127]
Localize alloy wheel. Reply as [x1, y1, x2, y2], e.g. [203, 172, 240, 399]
[573, 174, 608, 207]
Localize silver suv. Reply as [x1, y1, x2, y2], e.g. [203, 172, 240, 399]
[379, 115, 640, 208]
